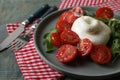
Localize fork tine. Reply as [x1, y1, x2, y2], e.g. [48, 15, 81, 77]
[9, 40, 17, 47]
[9, 45, 17, 51]
[8, 43, 16, 51]
[9, 39, 21, 50]
[17, 43, 26, 50]
[13, 40, 21, 47]
[12, 39, 28, 50]
[16, 41, 25, 50]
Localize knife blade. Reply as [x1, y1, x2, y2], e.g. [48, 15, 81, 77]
[0, 4, 50, 51]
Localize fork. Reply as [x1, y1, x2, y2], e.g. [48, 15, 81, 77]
[9, 6, 57, 51]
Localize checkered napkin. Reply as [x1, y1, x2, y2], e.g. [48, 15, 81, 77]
[6, 0, 120, 80]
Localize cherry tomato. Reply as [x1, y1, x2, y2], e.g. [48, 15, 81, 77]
[71, 7, 84, 17]
[95, 7, 114, 19]
[60, 30, 80, 45]
[59, 8, 83, 24]
[56, 19, 72, 32]
[78, 38, 93, 57]
[64, 11, 78, 25]
[56, 44, 77, 63]
[56, 7, 84, 32]
[56, 9, 81, 32]
[50, 32, 62, 47]
[90, 45, 112, 64]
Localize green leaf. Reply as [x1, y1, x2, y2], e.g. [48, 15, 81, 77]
[106, 18, 120, 63]
[110, 39, 120, 62]
[97, 18, 109, 24]
[43, 33, 49, 39]
[43, 28, 58, 53]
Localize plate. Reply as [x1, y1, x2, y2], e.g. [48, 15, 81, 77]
[34, 7, 120, 79]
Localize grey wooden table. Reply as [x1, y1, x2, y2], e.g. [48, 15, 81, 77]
[0, 0, 120, 80]
[0, 0, 59, 80]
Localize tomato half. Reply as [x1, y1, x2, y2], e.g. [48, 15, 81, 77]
[56, 7, 84, 32]
[56, 10, 78, 32]
[90, 45, 112, 64]
[56, 44, 77, 63]
[95, 7, 114, 19]
[50, 32, 62, 47]
[65, 11, 78, 25]
[71, 7, 84, 17]
[59, 8, 82, 24]
[78, 38, 93, 56]
[60, 30, 80, 45]
[56, 19, 72, 32]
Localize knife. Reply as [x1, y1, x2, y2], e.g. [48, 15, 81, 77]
[0, 4, 50, 51]
[11, 6, 58, 51]
[25, 6, 58, 35]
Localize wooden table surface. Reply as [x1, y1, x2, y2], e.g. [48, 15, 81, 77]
[0, 0, 120, 80]
[0, 0, 59, 79]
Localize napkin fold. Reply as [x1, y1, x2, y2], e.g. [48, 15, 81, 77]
[6, 0, 120, 80]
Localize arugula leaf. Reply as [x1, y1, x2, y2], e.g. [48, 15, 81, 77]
[83, 10, 95, 17]
[110, 39, 120, 62]
[106, 18, 120, 62]
[43, 28, 58, 52]
[97, 18, 109, 24]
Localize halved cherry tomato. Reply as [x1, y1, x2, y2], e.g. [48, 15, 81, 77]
[50, 32, 62, 47]
[90, 45, 112, 64]
[64, 11, 78, 25]
[56, 44, 77, 63]
[56, 11, 77, 32]
[60, 30, 80, 45]
[71, 7, 84, 17]
[56, 7, 83, 32]
[95, 7, 114, 19]
[56, 19, 72, 32]
[78, 38, 92, 57]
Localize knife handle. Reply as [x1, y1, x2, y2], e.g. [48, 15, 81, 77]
[36, 6, 58, 24]
[26, 4, 50, 25]
[25, 6, 58, 36]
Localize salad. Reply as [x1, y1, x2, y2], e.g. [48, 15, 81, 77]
[43, 7, 120, 64]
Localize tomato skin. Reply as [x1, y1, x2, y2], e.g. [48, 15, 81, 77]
[50, 32, 62, 47]
[71, 7, 84, 17]
[56, 7, 84, 32]
[56, 11, 77, 32]
[90, 45, 112, 64]
[59, 10, 78, 24]
[64, 11, 78, 25]
[60, 30, 80, 45]
[78, 38, 93, 57]
[56, 19, 72, 32]
[56, 10, 79, 32]
[96, 7, 114, 19]
[56, 44, 77, 63]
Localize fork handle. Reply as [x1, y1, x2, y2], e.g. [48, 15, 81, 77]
[25, 6, 58, 35]
[24, 4, 50, 25]
[36, 6, 58, 24]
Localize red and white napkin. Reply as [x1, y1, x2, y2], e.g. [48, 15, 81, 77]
[6, 0, 120, 80]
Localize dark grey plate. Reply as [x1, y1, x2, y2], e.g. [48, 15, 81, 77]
[34, 7, 120, 79]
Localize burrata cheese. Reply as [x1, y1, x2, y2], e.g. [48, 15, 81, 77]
[71, 16, 111, 45]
